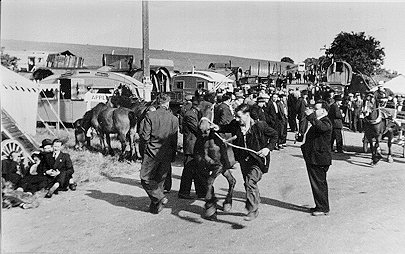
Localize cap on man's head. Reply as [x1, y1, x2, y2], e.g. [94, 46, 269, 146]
[40, 138, 53, 148]
[157, 93, 171, 105]
[301, 90, 308, 96]
[334, 94, 343, 101]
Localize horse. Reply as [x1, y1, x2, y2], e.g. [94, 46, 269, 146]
[194, 100, 237, 220]
[74, 102, 108, 151]
[363, 107, 400, 165]
[109, 95, 158, 159]
[96, 106, 138, 161]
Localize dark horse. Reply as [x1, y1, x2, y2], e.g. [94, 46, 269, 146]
[74, 102, 108, 151]
[363, 108, 400, 165]
[108, 95, 158, 159]
[74, 100, 138, 161]
[194, 100, 237, 220]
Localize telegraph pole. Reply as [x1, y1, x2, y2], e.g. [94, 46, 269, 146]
[142, 0, 153, 101]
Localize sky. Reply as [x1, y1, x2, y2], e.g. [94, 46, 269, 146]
[2, 0, 405, 74]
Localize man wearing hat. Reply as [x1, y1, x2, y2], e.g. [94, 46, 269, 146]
[328, 94, 344, 153]
[178, 95, 207, 200]
[139, 93, 179, 214]
[352, 93, 363, 132]
[296, 90, 309, 135]
[255, 93, 270, 122]
[178, 95, 193, 134]
[232, 91, 245, 110]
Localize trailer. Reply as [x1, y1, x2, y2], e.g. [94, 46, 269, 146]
[38, 69, 147, 124]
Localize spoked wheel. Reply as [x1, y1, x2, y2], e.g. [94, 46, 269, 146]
[1, 139, 28, 161]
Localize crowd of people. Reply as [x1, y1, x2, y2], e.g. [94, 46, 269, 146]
[4, 80, 403, 219]
[2, 138, 77, 208]
[141, 80, 404, 221]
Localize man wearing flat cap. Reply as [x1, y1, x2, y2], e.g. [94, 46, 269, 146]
[328, 94, 344, 153]
[140, 93, 179, 214]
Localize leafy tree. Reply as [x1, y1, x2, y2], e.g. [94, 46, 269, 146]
[1, 47, 19, 70]
[327, 31, 385, 75]
[280, 57, 294, 64]
[304, 57, 319, 68]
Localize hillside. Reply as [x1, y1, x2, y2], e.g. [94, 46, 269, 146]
[1, 39, 290, 73]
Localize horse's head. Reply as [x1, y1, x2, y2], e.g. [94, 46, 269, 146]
[197, 101, 216, 137]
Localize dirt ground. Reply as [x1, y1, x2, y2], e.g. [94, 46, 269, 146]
[2, 131, 405, 253]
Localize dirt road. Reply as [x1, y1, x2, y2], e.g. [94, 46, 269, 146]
[3, 131, 405, 253]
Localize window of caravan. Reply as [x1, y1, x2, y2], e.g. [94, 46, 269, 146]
[196, 81, 205, 89]
[175, 81, 184, 89]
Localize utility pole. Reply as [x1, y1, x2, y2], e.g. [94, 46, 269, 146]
[142, 0, 153, 101]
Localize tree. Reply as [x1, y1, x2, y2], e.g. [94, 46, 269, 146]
[1, 47, 19, 70]
[280, 57, 294, 64]
[327, 31, 385, 75]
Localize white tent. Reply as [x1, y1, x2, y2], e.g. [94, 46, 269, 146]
[1, 65, 40, 135]
[372, 75, 405, 95]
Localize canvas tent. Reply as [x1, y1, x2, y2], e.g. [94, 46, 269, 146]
[371, 75, 405, 95]
[1, 65, 40, 135]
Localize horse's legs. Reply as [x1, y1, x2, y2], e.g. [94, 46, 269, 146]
[98, 131, 107, 154]
[117, 132, 128, 161]
[105, 134, 114, 156]
[204, 164, 222, 219]
[221, 168, 236, 212]
[133, 133, 142, 160]
[387, 131, 394, 163]
[369, 138, 376, 165]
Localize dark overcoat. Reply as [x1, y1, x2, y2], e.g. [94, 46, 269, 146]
[301, 114, 332, 166]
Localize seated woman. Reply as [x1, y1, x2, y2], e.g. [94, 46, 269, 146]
[17, 153, 50, 194]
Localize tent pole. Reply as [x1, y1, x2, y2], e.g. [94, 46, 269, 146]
[57, 80, 60, 134]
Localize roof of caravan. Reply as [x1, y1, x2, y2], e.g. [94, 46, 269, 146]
[174, 70, 234, 83]
[40, 69, 144, 89]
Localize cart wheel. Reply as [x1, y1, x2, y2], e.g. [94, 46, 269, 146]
[362, 138, 369, 153]
[1, 139, 27, 161]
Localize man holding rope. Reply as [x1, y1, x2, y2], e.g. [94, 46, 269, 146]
[219, 104, 278, 221]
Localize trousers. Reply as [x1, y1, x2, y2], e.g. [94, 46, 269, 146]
[239, 159, 263, 212]
[179, 155, 208, 197]
[306, 163, 330, 212]
[140, 154, 171, 204]
[331, 128, 343, 152]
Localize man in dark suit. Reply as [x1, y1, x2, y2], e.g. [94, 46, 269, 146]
[301, 100, 332, 216]
[267, 93, 284, 149]
[178, 98, 207, 199]
[140, 93, 179, 214]
[45, 139, 76, 198]
[287, 89, 298, 132]
[213, 93, 234, 126]
[328, 94, 344, 153]
[296, 90, 309, 133]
